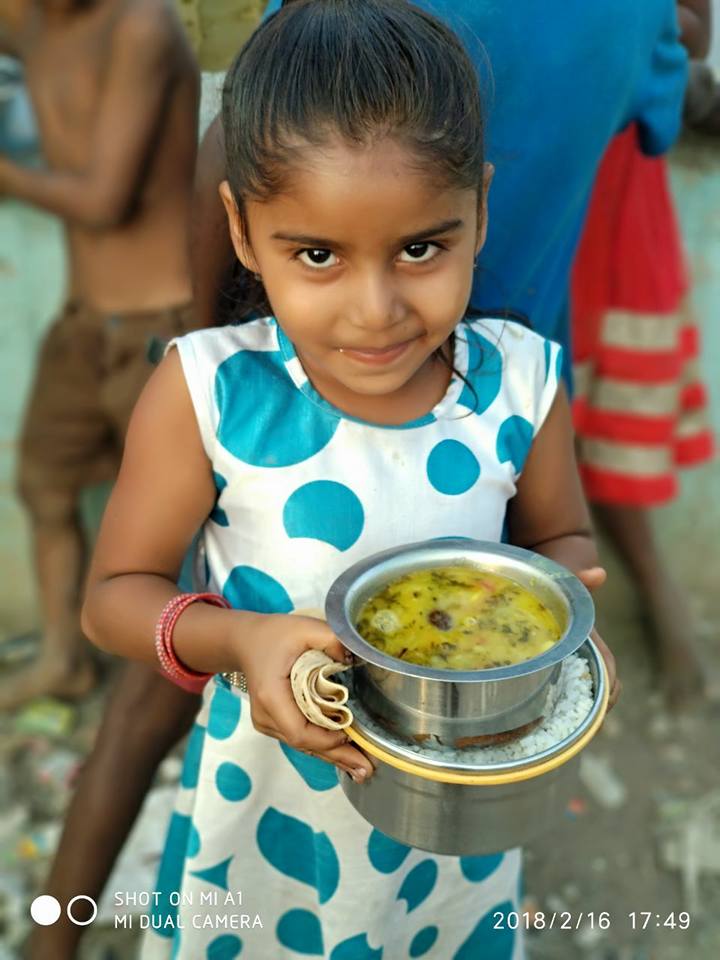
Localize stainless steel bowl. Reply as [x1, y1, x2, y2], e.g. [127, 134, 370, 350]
[326, 539, 594, 744]
[340, 639, 608, 855]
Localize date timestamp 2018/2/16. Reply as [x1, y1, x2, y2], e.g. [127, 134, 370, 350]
[492, 911, 691, 931]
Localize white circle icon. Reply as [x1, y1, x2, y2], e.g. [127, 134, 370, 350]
[67, 895, 98, 926]
[30, 896, 61, 926]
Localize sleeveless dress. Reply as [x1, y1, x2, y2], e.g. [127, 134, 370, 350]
[141, 315, 562, 960]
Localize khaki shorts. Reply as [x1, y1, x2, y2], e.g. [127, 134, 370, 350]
[18, 300, 198, 509]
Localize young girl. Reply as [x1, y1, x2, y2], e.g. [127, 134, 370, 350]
[83, 1, 617, 957]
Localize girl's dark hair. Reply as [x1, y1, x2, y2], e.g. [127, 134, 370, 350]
[222, 0, 484, 208]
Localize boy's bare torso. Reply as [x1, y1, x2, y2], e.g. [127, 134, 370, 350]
[9, 0, 198, 311]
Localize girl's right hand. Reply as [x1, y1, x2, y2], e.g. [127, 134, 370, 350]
[235, 613, 374, 783]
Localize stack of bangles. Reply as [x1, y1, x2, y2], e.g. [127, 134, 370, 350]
[155, 592, 247, 695]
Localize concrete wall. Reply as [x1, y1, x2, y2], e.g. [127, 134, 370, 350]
[0, 201, 65, 636]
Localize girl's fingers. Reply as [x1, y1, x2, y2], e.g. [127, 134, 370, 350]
[253, 718, 371, 781]
[253, 692, 349, 752]
[298, 621, 348, 664]
[312, 742, 374, 779]
[577, 567, 607, 592]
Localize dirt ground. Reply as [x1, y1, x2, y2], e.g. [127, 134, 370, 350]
[522, 527, 720, 960]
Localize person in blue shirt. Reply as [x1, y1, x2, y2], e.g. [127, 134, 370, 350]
[26, 3, 685, 957]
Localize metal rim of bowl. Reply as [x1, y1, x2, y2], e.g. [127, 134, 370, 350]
[346, 639, 609, 784]
[326, 538, 595, 683]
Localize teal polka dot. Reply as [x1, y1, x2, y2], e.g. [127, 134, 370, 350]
[283, 481, 364, 551]
[452, 900, 515, 960]
[181, 723, 205, 788]
[222, 566, 294, 614]
[276, 909, 324, 956]
[367, 830, 411, 874]
[329, 933, 382, 960]
[150, 813, 193, 938]
[280, 742, 339, 792]
[187, 823, 201, 858]
[257, 808, 339, 903]
[207, 680, 242, 740]
[215, 349, 338, 466]
[496, 415, 534, 474]
[216, 762, 252, 802]
[427, 439, 480, 495]
[460, 853, 504, 883]
[409, 926, 438, 957]
[457, 326, 503, 414]
[397, 860, 438, 913]
[190, 857, 233, 891]
[207, 934, 242, 958]
[209, 472, 229, 527]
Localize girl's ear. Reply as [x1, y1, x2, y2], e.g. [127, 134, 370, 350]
[474, 162, 495, 256]
[219, 181, 260, 274]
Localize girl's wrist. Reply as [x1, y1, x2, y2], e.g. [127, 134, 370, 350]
[169, 602, 263, 676]
[221, 609, 273, 676]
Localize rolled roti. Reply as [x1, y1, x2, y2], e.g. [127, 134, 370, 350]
[290, 608, 353, 730]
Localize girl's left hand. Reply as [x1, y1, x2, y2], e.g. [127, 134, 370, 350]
[578, 567, 621, 711]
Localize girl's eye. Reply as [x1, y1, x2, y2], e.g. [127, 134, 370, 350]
[297, 248, 338, 269]
[399, 242, 440, 263]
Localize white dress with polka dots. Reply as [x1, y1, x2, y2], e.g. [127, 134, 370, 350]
[141, 315, 562, 960]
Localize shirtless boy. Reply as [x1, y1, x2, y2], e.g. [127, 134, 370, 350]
[0, 0, 200, 708]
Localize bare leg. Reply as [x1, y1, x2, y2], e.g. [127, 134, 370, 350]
[0, 491, 96, 711]
[592, 503, 705, 707]
[24, 662, 201, 960]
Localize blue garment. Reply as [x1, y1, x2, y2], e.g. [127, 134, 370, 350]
[263, 0, 687, 377]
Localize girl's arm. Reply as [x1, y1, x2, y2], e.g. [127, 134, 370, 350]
[506, 386, 619, 705]
[507, 384, 596, 573]
[81, 352, 371, 776]
[81, 349, 232, 668]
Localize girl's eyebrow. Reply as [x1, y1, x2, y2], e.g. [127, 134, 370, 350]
[271, 230, 338, 246]
[270, 218, 464, 248]
[396, 218, 464, 245]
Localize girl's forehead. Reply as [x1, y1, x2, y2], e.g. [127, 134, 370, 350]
[248, 138, 477, 240]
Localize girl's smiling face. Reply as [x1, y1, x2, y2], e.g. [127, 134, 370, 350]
[221, 138, 491, 424]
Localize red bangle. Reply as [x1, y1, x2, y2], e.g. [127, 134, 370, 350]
[154, 593, 230, 691]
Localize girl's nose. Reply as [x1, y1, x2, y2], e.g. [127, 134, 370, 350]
[351, 270, 404, 332]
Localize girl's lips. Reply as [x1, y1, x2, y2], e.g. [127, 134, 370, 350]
[340, 339, 416, 366]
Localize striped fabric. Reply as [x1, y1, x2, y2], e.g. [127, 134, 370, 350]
[571, 126, 714, 507]
[573, 303, 713, 505]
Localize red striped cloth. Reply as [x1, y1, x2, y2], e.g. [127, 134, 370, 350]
[571, 124, 714, 507]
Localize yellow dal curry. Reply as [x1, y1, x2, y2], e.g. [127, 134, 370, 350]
[355, 565, 561, 670]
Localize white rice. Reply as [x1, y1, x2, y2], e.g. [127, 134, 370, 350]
[350, 653, 594, 766]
